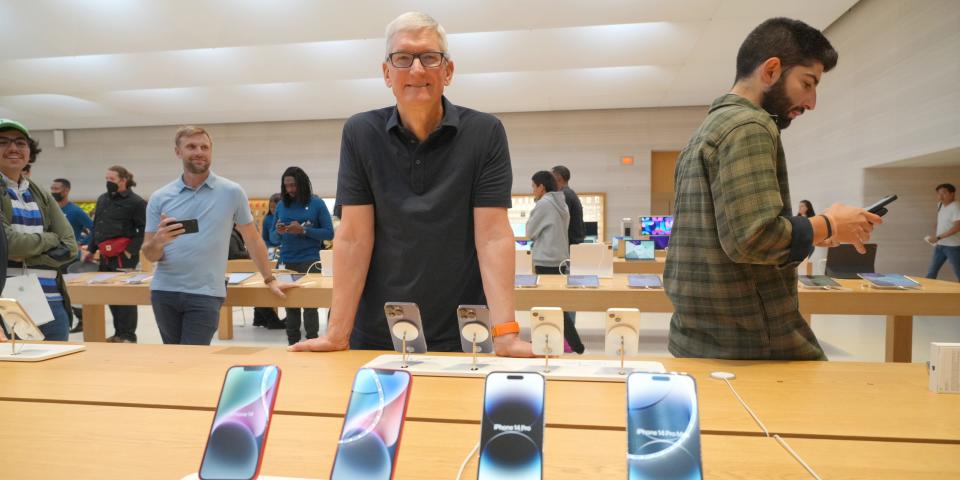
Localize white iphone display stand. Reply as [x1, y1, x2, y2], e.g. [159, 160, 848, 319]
[0, 298, 86, 362]
[604, 308, 641, 375]
[384, 302, 428, 368]
[515, 250, 533, 275]
[319, 249, 333, 277]
[530, 307, 564, 373]
[182, 475, 313, 480]
[364, 354, 665, 382]
[461, 322, 490, 371]
[570, 243, 613, 278]
[457, 304, 494, 371]
[391, 320, 420, 369]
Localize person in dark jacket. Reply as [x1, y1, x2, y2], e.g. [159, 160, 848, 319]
[83, 165, 146, 343]
[551, 165, 585, 245]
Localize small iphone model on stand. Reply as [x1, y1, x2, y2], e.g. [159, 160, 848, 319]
[330, 368, 413, 480]
[198, 365, 281, 480]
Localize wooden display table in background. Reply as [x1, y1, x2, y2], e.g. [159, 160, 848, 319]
[64, 273, 960, 362]
[612, 256, 666, 274]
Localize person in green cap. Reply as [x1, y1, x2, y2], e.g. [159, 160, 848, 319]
[0, 119, 78, 341]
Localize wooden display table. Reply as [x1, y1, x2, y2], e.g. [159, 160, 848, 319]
[612, 257, 666, 274]
[1, 344, 958, 443]
[65, 273, 960, 362]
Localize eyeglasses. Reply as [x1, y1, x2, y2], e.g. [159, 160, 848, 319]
[386, 51, 447, 69]
[0, 137, 29, 150]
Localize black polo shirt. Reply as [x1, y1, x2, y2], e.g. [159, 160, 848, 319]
[336, 96, 512, 351]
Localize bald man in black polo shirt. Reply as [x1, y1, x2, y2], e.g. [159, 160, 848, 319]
[291, 12, 533, 357]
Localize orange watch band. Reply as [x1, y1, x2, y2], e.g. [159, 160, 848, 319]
[492, 321, 520, 337]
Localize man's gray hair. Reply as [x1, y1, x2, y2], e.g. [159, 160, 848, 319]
[384, 12, 449, 58]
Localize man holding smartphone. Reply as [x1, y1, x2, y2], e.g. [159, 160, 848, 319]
[664, 18, 883, 360]
[291, 12, 532, 356]
[141, 126, 296, 345]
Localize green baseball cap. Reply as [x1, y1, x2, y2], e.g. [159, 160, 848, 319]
[0, 119, 30, 139]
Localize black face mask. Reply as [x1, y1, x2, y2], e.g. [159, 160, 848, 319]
[51, 192, 64, 202]
[106, 181, 119, 194]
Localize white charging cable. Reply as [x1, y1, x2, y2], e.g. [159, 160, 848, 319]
[711, 372, 822, 480]
[455, 441, 480, 480]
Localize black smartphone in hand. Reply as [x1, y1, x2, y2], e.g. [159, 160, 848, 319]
[865, 194, 897, 217]
[178, 218, 199, 234]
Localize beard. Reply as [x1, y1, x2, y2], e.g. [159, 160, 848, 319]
[761, 75, 803, 130]
[184, 158, 210, 174]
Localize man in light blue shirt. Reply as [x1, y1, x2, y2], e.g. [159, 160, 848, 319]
[141, 126, 295, 345]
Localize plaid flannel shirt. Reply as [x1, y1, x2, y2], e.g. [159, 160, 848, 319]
[664, 94, 824, 360]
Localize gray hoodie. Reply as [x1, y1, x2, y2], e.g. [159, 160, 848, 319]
[525, 190, 570, 267]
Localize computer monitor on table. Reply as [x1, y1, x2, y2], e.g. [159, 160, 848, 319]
[825, 244, 877, 279]
[640, 216, 673, 236]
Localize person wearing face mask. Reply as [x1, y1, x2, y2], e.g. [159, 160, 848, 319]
[50, 178, 93, 332]
[50, 178, 93, 258]
[84, 165, 146, 343]
[664, 18, 884, 360]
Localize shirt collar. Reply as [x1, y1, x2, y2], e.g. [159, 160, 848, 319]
[710, 93, 781, 122]
[385, 95, 461, 135]
[176, 171, 218, 192]
[1, 171, 28, 192]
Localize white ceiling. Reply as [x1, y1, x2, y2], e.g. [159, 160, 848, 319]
[871, 147, 960, 169]
[0, 0, 858, 130]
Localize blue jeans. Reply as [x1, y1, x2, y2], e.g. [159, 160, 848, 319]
[151, 290, 224, 345]
[926, 245, 960, 281]
[39, 299, 70, 341]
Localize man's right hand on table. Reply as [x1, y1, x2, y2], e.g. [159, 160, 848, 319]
[288, 335, 350, 352]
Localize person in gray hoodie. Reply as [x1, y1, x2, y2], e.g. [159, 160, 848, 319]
[526, 170, 584, 353]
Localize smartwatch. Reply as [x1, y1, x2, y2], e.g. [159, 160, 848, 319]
[492, 321, 520, 337]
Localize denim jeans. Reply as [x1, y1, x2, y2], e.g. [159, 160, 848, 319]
[151, 290, 224, 345]
[926, 245, 960, 281]
[38, 299, 70, 341]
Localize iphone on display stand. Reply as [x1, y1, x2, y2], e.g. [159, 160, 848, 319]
[330, 368, 413, 480]
[477, 371, 546, 480]
[626, 372, 703, 480]
[457, 304, 495, 354]
[198, 365, 281, 480]
[384, 302, 428, 368]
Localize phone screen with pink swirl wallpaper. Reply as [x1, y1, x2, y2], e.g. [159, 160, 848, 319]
[199, 365, 281, 480]
[330, 368, 412, 480]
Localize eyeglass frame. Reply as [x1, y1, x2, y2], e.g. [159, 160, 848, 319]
[384, 51, 449, 69]
[0, 136, 30, 150]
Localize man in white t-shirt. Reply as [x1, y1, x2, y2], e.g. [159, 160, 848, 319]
[925, 183, 960, 280]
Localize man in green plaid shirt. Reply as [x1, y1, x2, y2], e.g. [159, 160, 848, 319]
[665, 18, 883, 360]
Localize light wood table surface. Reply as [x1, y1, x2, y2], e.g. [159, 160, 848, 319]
[613, 256, 666, 274]
[65, 273, 960, 362]
[3, 399, 959, 480]
[2, 344, 958, 443]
